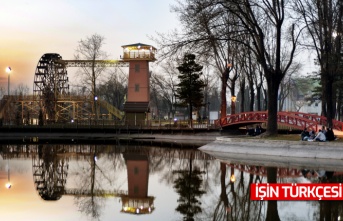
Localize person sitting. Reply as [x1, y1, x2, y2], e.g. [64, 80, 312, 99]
[308, 128, 315, 139]
[255, 125, 262, 135]
[322, 126, 327, 136]
[325, 127, 337, 141]
[314, 129, 326, 142]
[300, 127, 310, 141]
[246, 126, 255, 136]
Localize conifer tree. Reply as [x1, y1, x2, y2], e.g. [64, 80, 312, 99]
[176, 54, 205, 128]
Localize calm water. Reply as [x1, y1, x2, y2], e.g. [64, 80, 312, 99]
[0, 144, 342, 221]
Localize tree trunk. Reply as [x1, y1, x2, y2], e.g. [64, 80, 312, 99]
[325, 77, 334, 127]
[240, 77, 245, 113]
[249, 81, 254, 112]
[266, 70, 281, 136]
[256, 86, 262, 111]
[220, 163, 229, 209]
[189, 103, 193, 128]
[230, 79, 236, 115]
[266, 167, 281, 221]
[221, 70, 229, 118]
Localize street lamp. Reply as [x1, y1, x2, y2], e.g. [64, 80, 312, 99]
[231, 96, 237, 115]
[94, 96, 98, 121]
[6, 67, 12, 125]
[230, 165, 235, 183]
[207, 102, 210, 126]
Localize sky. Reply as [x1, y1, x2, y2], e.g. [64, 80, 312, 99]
[0, 0, 179, 92]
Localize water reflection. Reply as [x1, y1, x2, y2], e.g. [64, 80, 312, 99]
[173, 152, 206, 221]
[266, 167, 280, 221]
[122, 149, 154, 214]
[206, 154, 343, 221]
[33, 145, 68, 200]
[1, 143, 343, 220]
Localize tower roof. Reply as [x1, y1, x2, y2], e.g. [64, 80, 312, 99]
[121, 43, 156, 50]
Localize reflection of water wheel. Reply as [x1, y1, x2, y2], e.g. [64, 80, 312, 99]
[33, 53, 69, 122]
[32, 145, 69, 201]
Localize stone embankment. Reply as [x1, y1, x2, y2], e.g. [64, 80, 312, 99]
[199, 137, 343, 170]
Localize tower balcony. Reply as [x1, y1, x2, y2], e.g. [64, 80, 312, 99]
[121, 43, 157, 61]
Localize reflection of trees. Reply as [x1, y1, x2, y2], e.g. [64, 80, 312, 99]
[154, 147, 213, 188]
[315, 174, 343, 220]
[266, 167, 280, 221]
[211, 163, 264, 221]
[173, 153, 206, 221]
[72, 145, 110, 220]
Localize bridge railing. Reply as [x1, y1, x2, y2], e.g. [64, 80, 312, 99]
[215, 111, 268, 127]
[215, 111, 343, 131]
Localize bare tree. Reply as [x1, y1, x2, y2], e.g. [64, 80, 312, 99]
[74, 34, 109, 119]
[218, 0, 302, 136]
[0, 86, 5, 99]
[201, 65, 217, 119]
[13, 83, 30, 97]
[294, 0, 343, 127]
[154, 0, 302, 136]
[98, 69, 127, 111]
[153, 0, 239, 118]
[151, 60, 179, 119]
[278, 62, 302, 111]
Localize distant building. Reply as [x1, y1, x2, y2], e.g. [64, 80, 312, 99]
[279, 77, 321, 115]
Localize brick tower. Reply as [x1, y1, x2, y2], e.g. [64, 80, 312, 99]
[121, 43, 156, 124]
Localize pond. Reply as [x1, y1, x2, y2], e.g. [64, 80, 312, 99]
[0, 143, 341, 221]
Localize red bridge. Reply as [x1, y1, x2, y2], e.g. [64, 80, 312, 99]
[215, 111, 343, 131]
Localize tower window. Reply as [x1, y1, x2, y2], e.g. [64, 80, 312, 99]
[134, 167, 139, 174]
[134, 186, 139, 194]
[135, 64, 140, 72]
[135, 84, 140, 92]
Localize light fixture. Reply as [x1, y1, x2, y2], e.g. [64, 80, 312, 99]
[230, 174, 236, 183]
[6, 67, 12, 73]
[5, 182, 11, 189]
[231, 96, 237, 102]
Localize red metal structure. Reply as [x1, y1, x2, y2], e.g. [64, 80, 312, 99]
[232, 164, 303, 178]
[215, 111, 343, 131]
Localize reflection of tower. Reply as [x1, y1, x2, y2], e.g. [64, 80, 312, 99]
[32, 145, 69, 200]
[121, 152, 155, 215]
[122, 43, 156, 123]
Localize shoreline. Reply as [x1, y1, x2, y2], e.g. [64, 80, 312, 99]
[0, 132, 221, 146]
[199, 137, 343, 170]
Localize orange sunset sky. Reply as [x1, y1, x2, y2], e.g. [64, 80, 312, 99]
[0, 0, 178, 93]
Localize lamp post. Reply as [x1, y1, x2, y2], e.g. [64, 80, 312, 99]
[6, 67, 11, 125]
[94, 96, 98, 122]
[207, 102, 210, 126]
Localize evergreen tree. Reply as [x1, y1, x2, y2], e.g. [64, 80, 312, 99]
[176, 54, 205, 128]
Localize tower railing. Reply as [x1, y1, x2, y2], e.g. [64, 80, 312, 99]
[123, 51, 155, 60]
